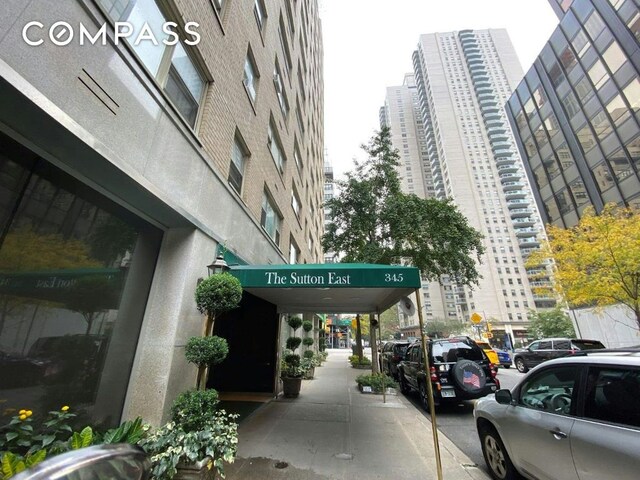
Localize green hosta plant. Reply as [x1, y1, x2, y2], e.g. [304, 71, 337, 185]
[139, 411, 239, 480]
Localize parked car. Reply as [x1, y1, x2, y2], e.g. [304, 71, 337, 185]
[380, 340, 410, 379]
[513, 338, 605, 373]
[475, 341, 499, 366]
[474, 348, 640, 480]
[493, 349, 512, 369]
[397, 336, 500, 409]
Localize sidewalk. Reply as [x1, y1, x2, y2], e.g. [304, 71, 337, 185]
[224, 349, 489, 480]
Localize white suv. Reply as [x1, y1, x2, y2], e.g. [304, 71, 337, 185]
[474, 349, 640, 480]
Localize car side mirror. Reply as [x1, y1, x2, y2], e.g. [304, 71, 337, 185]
[495, 389, 513, 405]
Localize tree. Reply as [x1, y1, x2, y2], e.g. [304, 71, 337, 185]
[528, 204, 640, 331]
[379, 307, 400, 341]
[527, 308, 575, 339]
[323, 127, 485, 284]
[423, 319, 468, 339]
[323, 128, 485, 360]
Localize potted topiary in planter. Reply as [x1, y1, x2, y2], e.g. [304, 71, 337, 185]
[185, 336, 229, 390]
[281, 316, 304, 397]
[302, 350, 315, 379]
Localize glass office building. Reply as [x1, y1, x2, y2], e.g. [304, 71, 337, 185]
[506, 0, 640, 228]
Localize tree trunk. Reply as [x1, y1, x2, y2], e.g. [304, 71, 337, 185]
[355, 314, 363, 361]
[370, 316, 379, 374]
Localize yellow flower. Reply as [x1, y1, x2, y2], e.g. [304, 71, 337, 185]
[61, 406, 69, 412]
[26, 410, 33, 417]
[19, 414, 27, 421]
[19, 409, 26, 415]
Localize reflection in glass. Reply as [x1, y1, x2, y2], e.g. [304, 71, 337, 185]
[0, 134, 160, 428]
[569, 179, 590, 208]
[592, 162, 616, 193]
[556, 142, 575, 171]
[609, 149, 633, 182]
[576, 124, 596, 152]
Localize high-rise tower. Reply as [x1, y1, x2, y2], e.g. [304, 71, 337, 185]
[386, 29, 555, 343]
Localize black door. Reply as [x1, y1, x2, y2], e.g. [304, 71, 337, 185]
[207, 292, 279, 392]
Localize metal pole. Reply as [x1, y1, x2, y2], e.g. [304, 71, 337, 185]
[376, 314, 386, 404]
[415, 289, 443, 480]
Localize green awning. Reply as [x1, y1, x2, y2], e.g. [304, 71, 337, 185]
[229, 263, 420, 314]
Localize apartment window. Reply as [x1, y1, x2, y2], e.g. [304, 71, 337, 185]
[99, 0, 206, 127]
[289, 238, 299, 264]
[291, 186, 301, 219]
[261, 191, 281, 245]
[243, 49, 259, 102]
[268, 121, 286, 172]
[588, 60, 609, 90]
[274, 61, 289, 118]
[229, 133, 249, 193]
[294, 139, 303, 172]
[602, 41, 626, 74]
[254, 0, 267, 32]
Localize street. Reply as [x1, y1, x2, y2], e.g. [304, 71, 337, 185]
[402, 365, 522, 475]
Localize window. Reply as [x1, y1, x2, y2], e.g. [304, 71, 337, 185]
[289, 238, 299, 264]
[243, 49, 259, 102]
[261, 191, 281, 245]
[267, 121, 286, 172]
[293, 139, 303, 172]
[273, 61, 289, 118]
[254, 0, 267, 33]
[291, 186, 301, 219]
[593, 162, 615, 192]
[588, 60, 609, 90]
[602, 41, 626, 74]
[99, 0, 205, 128]
[229, 133, 248, 193]
[583, 367, 640, 427]
[519, 366, 577, 414]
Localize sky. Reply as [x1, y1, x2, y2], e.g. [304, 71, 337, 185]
[319, 0, 560, 180]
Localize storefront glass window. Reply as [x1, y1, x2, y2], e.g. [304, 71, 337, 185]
[0, 134, 161, 427]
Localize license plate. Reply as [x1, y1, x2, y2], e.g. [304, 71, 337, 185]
[441, 389, 456, 398]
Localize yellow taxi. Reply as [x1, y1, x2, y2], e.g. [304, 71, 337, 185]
[475, 340, 499, 366]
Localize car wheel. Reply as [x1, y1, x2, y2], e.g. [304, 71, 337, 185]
[419, 381, 430, 411]
[503, 365, 511, 369]
[480, 425, 521, 480]
[515, 358, 528, 373]
[398, 372, 409, 394]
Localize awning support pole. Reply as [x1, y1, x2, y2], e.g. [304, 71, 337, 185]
[415, 288, 443, 480]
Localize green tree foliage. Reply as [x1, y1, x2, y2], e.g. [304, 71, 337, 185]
[185, 336, 229, 368]
[194, 273, 243, 320]
[423, 319, 468, 339]
[323, 127, 484, 285]
[527, 308, 575, 339]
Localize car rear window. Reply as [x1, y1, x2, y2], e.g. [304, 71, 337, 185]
[572, 340, 606, 350]
[394, 344, 409, 356]
[432, 339, 484, 362]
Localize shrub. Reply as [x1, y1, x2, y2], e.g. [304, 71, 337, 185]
[303, 350, 315, 359]
[348, 355, 372, 368]
[355, 374, 398, 393]
[287, 316, 303, 331]
[286, 337, 302, 351]
[139, 410, 238, 480]
[195, 273, 242, 318]
[302, 337, 314, 347]
[185, 336, 229, 367]
[171, 389, 219, 433]
[302, 320, 313, 332]
[281, 354, 304, 378]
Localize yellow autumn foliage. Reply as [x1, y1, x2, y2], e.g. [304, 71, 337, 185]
[528, 204, 640, 330]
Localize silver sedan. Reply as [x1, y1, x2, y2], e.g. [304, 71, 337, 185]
[473, 350, 640, 480]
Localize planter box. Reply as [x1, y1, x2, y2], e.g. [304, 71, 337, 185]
[175, 457, 215, 480]
[282, 376, 302, 398]
[351, 365, 372, 370]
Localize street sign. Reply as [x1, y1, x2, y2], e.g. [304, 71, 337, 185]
[470, 312, 482, 324]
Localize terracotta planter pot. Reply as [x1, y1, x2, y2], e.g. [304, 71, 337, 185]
[175, 457, 215, 479]
[282, 376, 302, 398]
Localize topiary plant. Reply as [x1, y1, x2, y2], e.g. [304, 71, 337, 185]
[302, 337, 314, 347]
[195, 273, 243, 332]
[286, 337, 302, 350]
[303, 350, 314, 359]
[185, 336, 229, 375]
[302, 320, 313, 332]
[192, 271, 242, 390]
[171, 389, 219, 432]
[287, 316, 303, 331]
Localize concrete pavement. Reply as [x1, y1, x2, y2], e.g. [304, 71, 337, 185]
[224, 349, 489, 480]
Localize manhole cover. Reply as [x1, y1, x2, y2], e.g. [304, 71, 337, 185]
[274, 461, 289, 469]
